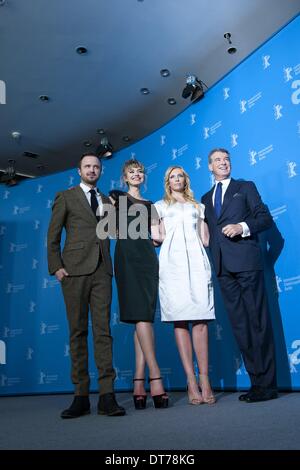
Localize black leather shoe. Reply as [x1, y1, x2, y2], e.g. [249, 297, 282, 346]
[244, 389, 278, 403]
[239, 386, 259, 401]
[239, 392, 251, 402]
[61, 396, 90, 419]
[98, 393, 126, 416]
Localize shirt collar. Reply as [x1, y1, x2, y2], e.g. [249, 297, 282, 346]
[80, 182, 99, 194]
[214, 177, 231, 192]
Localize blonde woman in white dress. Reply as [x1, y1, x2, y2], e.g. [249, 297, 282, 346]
[153, 166, 216, 405]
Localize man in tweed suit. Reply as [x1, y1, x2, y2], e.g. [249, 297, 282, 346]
[47, 153, 125, 418]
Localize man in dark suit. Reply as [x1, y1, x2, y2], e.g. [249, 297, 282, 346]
[47, 153, 125, 418]
[202, 148, 278, 402]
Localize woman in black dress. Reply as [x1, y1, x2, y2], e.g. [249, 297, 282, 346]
[109, 159, 168, 409]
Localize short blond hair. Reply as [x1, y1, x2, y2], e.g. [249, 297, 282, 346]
[122, 159, 145, 186]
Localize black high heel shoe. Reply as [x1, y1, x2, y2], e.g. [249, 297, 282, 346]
[133, 378, 147, 410]
[148, 377, 169, 408]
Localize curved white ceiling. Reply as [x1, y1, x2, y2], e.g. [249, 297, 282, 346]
[0, 0, 299, 179]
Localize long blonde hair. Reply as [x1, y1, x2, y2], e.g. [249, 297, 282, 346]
[163, 166, 198, 206]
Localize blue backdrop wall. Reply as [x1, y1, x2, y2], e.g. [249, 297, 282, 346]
[1, 15, 299, 394]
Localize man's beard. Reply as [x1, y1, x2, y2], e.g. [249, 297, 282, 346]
[82, 174, 99, 185]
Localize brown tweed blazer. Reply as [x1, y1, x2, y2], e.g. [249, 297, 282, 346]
[47, 185, 113, 276]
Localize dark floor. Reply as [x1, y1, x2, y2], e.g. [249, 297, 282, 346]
[0, 391, 299, 450]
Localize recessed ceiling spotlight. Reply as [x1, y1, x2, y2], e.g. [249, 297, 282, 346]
[160, 69, 170, 77]
[76, 46, 88, 55]
[122, 136, 131, 142]
[96, 128, 106, 135]
[11, 131, 21, 140]
[39, 95, 49, 102]
[167, 98, 176, 105]
[224, 32, 237, 54]
[140, 88, 150, 95]
[227, 46, 237, 54]
[83, 140, 92, 147]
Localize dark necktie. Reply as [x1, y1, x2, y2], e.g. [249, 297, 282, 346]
[214, 182, 222, 218]
[89, 189, 99, 221]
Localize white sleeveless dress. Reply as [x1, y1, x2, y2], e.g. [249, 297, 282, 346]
[155, 200, 215, 322]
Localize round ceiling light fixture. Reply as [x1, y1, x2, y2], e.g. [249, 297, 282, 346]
[122, 136, 131, 142]
[227, 46, 237, 54]
[140, 88, 150, 95]
[11, 131, 21, 140]
[76, 46, 88, 55]
[39, 95, 49, 102]
[160, 69, 170, 77]
[167, 98, 176, 105]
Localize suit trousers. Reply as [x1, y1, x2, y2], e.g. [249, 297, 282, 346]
[61, 261, 115, 396]
[218, 264, 277, 389]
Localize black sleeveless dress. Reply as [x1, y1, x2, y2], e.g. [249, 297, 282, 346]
[109, 190, 159, 323]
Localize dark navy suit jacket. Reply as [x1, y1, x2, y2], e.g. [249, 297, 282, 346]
[201, 178, 273, 275]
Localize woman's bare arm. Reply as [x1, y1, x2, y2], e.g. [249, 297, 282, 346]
[198, 219, 210, 247]
[151, 219, 166, 245]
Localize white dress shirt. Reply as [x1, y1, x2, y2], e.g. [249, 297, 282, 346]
[80, 182, 104, 216]
[212, 178, 250, 237]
